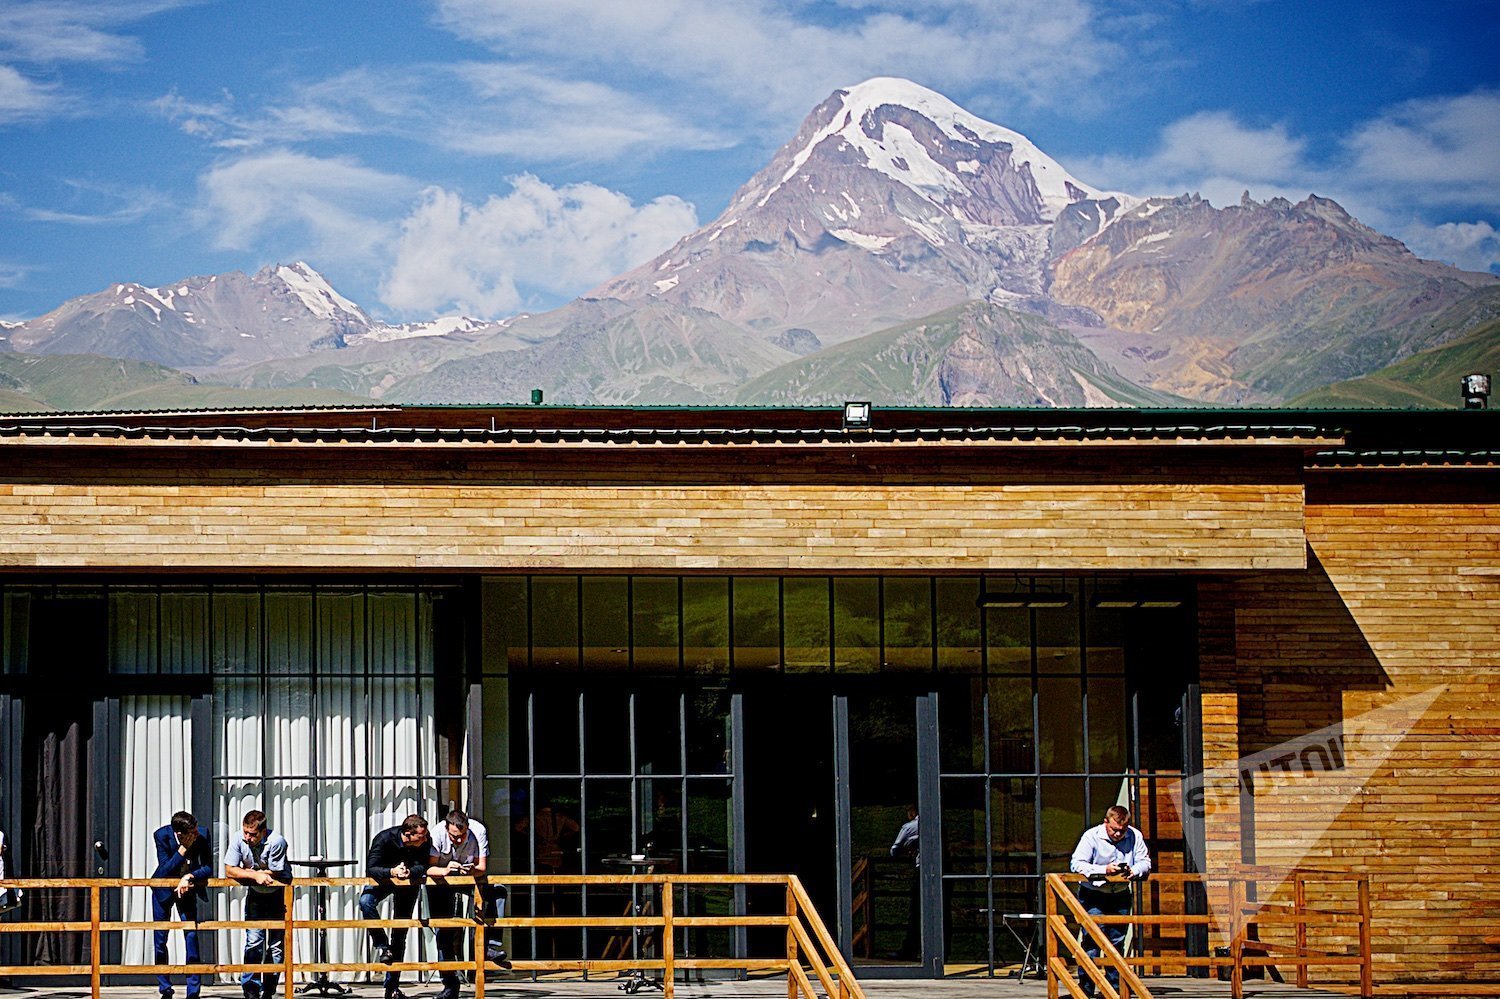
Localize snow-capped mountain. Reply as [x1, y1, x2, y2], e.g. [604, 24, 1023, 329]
[5, 262, 374, 370]
[592, 77, 1132, 345]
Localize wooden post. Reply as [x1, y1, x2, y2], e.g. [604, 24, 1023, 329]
[1294, 874, 1308, 989]
[786, 880, 799, 999]
[1046, 877, 1059, 999]
[283, 883, 295, 999]
[661, 880, 675, 999]
[89, 884, 102, 999]
[472, 882, 486, 999]
[1229, 877, 1244, 999]
[1358, 877, 1373, 998]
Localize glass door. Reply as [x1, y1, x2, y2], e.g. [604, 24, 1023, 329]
[835, 686, 941, 976]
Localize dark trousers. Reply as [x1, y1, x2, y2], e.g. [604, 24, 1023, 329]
[152, 892, 201, 996]
[427, 883, 506, 985]
[243, 890, 286, 993]
[359, 884, 420, 989]
[1078, 886, 1132, 996]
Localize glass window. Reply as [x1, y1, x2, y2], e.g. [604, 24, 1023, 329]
[1039, 777, 1087, 869]
[1037, 677, 1083, 773]
[783, 577, 830, 672]
[213, 589, 261, 674]
[483, 576, 529, 674]
[583, 687, 631, 775]
[882, 577, 932, 671]
[682, 577, 728, 675]
[987, 678, 1034, 774]
[581, 576, 629, 672]
[160, 591, 209, 674]
[985, 600, 1030, 675]
[938, 677, 985, 774]
[532, 686, 581, 775]
[685, 687, 732, 775]
[941, 776, 987, 875]
[990, 778, 1038, 873]
[832, 577, 878, 673]
[635, 685, 683, 777]
[935, 576, 981, 672]
[1088, 676, 1128, 773]
[531, 577, 579, 671]
[732, 577, 779, 672]
[632, 577, 680, 673]
[1035, 579, 1080, 674]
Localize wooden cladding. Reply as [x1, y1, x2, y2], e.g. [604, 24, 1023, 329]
[1198, 494, 1500, 984]
[0, 480, 1305, 571]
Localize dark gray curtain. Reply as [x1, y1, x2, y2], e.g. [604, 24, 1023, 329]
[22, 694, 91, 965]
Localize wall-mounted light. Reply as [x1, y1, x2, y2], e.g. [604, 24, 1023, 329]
[1089, 594, 1183, 609]
[843, 400, 872, 429]
[977, 592, 1074, 609]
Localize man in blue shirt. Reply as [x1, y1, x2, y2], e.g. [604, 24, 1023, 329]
[1069, 805, 1151, 997]
[151, 811, 214, 999]
[224, 809, 291, 999]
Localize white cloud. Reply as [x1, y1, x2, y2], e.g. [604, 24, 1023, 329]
[0, 1, 189, 65]
[1345, 90, 1500, 209]
[0, 64, 62, 122]
[197, 151, 414, 264]
[432, 0, 1114, 120]
[1399, 220, 1500, 276]
[381, 176, 698, 317]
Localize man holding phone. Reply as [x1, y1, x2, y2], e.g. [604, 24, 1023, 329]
[1069, 805, 1151, 997]
[427, 809, 509, 999]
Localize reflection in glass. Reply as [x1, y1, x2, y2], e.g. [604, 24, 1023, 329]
[682, 577, 728, 674]
[987, 678, 1033, 774]
[635, 686, 682, 777]
[685, 688, 731, 775]
[1037, 677, 1083, 773]
[985, 605, 1030, 674]
[1088, 677, 1127, 773]
[989, 778, 1038, 874]
[531, 577, 579, 670]
[882, 577, 932, 670]
[783, 577, 830, 672]
[483, 576, 528, 673]
[1039, 777, 1087, 868]
[833, 577, 879, 673]
[941, 777, 987, 875]
[632, 577, 679, 673]
[581, 576, 629, 672]
[936, 576, 981, 672]
[532, 687, 581, 775]
[938, 678, 985, 773]
[732, 578, 780, 671]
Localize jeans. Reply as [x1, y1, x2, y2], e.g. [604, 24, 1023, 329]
[243, 891, 286, 991]
[427, 882, 507, 986]
[359, 884, 420, 990]
[152, 892, 201, 997]
[1078, 886, 1131, 996]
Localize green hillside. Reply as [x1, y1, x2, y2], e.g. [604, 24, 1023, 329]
[0, 352, 366, 413]
[1292, 313, 1500, 409]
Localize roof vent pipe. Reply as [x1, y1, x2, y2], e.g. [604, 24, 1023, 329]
[530, 388, 544, 405]
[1461, 373, 1490, 410]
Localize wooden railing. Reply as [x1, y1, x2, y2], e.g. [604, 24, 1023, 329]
[0, 873, 865, 999]
[849, 857, 872, 959]
[1045, 870, 1374, 999]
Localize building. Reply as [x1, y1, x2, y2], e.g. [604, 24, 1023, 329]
[0, 403, 1495, 986]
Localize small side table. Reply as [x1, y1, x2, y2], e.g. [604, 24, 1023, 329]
[600, 855, 674, 995]
[1001, 912, 1046, 980]
[290, 859, 355, 997]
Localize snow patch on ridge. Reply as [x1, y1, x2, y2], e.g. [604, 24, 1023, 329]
[274, 261, 363, 320]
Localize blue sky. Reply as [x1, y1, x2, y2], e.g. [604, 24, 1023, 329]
[2, 0, 1498, 323]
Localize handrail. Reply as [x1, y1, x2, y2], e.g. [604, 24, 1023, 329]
[0, 873, 865, 999]
[1045, 873, 1153, 999]
[1044, 870, 1374, 999]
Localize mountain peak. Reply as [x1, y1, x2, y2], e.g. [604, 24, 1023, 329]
[259, 261, 366, 322]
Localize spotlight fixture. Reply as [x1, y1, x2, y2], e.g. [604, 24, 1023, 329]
[976, 592, 1029, 609]
[1090, 595, 1140, 609]
[1025, 594, 1073, 609]
[842, 400, 872, 429]
[1138, 598, 1184, 609]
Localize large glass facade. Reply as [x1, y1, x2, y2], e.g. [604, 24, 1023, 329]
[0, 573, 1195, 977]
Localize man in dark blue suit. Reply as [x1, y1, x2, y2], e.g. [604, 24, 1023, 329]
[152, 810, 213, 999]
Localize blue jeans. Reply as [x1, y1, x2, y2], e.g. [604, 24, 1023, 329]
[152, 892, 201, 996]
[359, 884, 419, 990]
[243, 891, 286, 990]
[1078, 886, 1131, 996]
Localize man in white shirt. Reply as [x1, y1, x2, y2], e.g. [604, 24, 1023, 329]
[1069, 805, 1151, 997]
[427, 809, 509, 999]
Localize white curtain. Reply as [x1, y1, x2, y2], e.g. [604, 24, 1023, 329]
[211, 590, 440, 982]
[120, 695, 194, 968]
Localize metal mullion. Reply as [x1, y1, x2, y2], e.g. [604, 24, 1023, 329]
[577, 683, 588, 972]
[526, 686, 538, 968]
[777, 578, 786, 675]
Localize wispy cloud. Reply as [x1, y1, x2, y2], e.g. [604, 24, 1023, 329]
[381, 176, 698, 317]
[1345, 89, 1500, 209]
[1399, 220, 1500, 275]
[432, 0, 1116, 123]
[0, 259, 37, 290]
[196, 150, 415, 263]
[0, 64, 63, 122]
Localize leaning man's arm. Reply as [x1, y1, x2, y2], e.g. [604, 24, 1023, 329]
[1069, 830, 1103, 876]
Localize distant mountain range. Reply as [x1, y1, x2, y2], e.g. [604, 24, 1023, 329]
[1, 77, 1495, 413]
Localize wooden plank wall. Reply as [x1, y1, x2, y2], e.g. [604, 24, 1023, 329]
[1198, 478, 1500, 985]
[0, 446, 1307, 572]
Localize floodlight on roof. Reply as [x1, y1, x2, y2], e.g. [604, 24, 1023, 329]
[843, 401, 872, 429]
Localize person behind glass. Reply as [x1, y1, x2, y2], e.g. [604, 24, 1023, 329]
[223, 809, 291, 999]
[1069, 805, 1152, 998]
[427, 809, 511, 999]
[888, 805, 920, 961]
[359, 814, 430, 999]
[151, 810, 213, 999]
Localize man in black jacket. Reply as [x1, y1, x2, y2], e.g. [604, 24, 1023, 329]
[358, 815, 430, 999]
